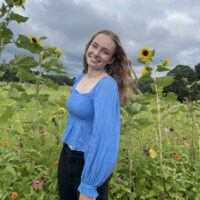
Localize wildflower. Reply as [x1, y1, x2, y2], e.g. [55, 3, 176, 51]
[38, 130, 43, 134]
[58, 107, 65, 114]
[16, 143, 21, 146]
[183, 137, 187, 141]
[164, 128, 169, 133]
[162, 58, 170, 68]
[140, 67, 146, 76]
[11, 192, 18, 199]
[117, 176, 122, 184]
[149, 148, 157, 159]
[47, 167, 51, 172]
[185, 143, 191, 148]
[168, 135, 172, 138]
[44, 131, 49, 135]
[3, 141, 8, 146]
[139, 48, 152, 61]
[28, 34, 40, 45]
[13, 151, 20, 155]
[54, 161, 59, 165]
[13, 0, 26, 7]
[40, 176, 47, 181]
[115, 164, 118, 168]
[174, 154, 180, 159]
[33, 180, 41, 187]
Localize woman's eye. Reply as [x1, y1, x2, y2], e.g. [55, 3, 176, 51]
[92, 44, 97, 48]
[102, 50, 109, 55]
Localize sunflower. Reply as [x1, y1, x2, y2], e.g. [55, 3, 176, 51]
[13, 0, 26, 7]
[163, 58, 170, 68]
[57, 50, 63, 60]
[54, 47, 60, 53]
[28, 34, 40, 45]
[40, 52, 48, 63]
[139, 48, 152, 61]
[140, 67, 146, 76]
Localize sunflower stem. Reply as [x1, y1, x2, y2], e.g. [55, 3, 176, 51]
[153, 68, 163, 164]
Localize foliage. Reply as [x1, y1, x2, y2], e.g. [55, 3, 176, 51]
[164, 65, 200, 102]
[195, 63, 200, 80]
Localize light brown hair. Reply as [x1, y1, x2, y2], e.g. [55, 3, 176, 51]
[83, 30, 137, 105]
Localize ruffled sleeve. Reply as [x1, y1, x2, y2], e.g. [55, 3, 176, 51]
[78, 77, 121, 198]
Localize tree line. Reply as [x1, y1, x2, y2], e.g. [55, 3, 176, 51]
[0, 65, 76, 86]
[138, 63, 200, 102]
[1, 63, 200, 102]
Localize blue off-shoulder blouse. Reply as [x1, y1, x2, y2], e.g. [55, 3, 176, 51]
[62, 73, 121, 198]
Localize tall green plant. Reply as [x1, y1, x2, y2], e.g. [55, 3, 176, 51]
[0, 0, 67, 127]
[137, 48, 174, 164]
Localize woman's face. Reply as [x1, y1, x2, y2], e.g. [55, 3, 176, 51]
[86, 33, 116, 71]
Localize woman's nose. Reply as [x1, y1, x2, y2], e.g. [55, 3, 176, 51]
[93, 48, 100, 56]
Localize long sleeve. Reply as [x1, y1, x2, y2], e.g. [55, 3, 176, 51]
[77, 78, 121, 198]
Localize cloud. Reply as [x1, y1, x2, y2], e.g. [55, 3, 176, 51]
[2, 0, 200, 78]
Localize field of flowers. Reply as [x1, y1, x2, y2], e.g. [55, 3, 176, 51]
[1, 1, 200, 199]
[1, 81, 200, 200]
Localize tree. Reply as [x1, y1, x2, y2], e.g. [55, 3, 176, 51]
[195, 63, 200, 80]
[163, 65, 200, 102]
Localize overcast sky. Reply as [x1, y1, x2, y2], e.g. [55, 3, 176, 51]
[2, 0, 200, 78]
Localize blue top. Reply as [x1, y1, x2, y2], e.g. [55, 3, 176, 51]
[62, 73, 121, 198]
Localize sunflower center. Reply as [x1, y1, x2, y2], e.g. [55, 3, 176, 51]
[32, 38, 37, 43]
[143, 50, 148, 56]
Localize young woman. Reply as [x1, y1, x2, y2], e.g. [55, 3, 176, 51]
[58, 30, 134, 200]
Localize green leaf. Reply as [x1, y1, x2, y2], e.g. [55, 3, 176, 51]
[5, 0, 13, 6]
[15, 34, 43, 54]
[0, 72, 5, 77]
[11, 82, 26, 91]
[39, 36, 47, 40]
[151, 49, 155, 57]
[155, 76, 174, 88]
[135, 118, 152, 127]
[139, 71, 152, 80]
[0, 3, 7, 18]
[38, 94, 49, 105]
[45, 78, 59, 90]
[10, 12, 28, 23]
[161, 92, 177, 102]
[14, 54, 38, 69]
[5, 165, 16, 177]
[16, 69, 36, 82]
[156, 65, 170, 72]
[126, 103, 142, 115]
[42, 59, 67, 74]
[0, 27, 13, 44]
[0, 105, 13, 123]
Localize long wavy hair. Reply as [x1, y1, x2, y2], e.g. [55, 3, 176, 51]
[82, 30, 137, 105]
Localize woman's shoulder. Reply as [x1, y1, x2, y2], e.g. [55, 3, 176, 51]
[97, 75, 118, 91]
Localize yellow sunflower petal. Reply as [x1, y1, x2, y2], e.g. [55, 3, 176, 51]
[55, 47, 60, 53]
[139, 48, 152, 61]
[141, 67, 146, 76]
[163, 58, 170, 68]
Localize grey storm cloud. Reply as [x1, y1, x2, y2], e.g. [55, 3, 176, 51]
[1, 0, 200, 78]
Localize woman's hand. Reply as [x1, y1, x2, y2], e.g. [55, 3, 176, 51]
[79, 193, 96, 200]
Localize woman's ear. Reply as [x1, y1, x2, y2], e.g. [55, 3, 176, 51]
[108, 57, 115, 64]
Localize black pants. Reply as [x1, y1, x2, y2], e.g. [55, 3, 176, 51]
[57, 143, 109, 200]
